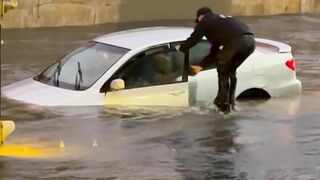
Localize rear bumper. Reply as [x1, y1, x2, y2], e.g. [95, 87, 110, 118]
[265, 79, 302, 98]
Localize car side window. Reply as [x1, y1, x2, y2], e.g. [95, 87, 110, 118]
[189, 40, 211, 66]
[105, 47, 186, 91]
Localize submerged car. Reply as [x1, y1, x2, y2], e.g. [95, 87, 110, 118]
[2, 27, 301, 106]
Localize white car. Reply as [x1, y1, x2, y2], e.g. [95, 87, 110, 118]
[2, 27, 301, 107]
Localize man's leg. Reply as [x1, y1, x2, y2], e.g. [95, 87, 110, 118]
[214, 48, 235, 113]
[199, 52, 218, 69]
[229, 68, 237, 110]
[228, 55, 244, 110]
[215, 70, 231, 112]
[228, 35, 256, 110]
[228, 53, 253, 111]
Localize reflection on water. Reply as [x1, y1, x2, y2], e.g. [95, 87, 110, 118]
[1, 14, 320, 179]
[2, 93, 320, 179]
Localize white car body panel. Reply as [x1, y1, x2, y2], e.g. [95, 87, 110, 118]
[2, 78, 105, 106]
[2, 27, 302, 107]
[105, 82, 189, 106]
[255, 38, 291, 53]
[192, 51, 256, 103]
[94, 27, 193, 50]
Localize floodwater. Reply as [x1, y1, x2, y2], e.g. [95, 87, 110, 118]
[1, 14, 320, 179]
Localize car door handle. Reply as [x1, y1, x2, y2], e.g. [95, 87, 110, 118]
[169, 90, 185, 96]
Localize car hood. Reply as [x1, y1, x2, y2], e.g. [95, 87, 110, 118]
[2, 78, 82, 106]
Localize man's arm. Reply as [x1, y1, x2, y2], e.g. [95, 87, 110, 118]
[179, 22, 207, 53]
[199, 47, 219, 68]
[190, 45, 219, 75]
[152, 71, 181, 84]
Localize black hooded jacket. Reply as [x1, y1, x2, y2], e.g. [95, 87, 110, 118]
[180, 13, 253, 53]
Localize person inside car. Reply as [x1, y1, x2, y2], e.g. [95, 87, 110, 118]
[138, 54, 182, 86]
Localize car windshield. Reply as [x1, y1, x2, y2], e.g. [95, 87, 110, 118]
[34, 42, 129, 90]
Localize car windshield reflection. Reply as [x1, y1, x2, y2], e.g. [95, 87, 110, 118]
[34, 42, 129, 90]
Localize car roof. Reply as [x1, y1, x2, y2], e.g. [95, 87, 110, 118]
[94, 27, 193, 50]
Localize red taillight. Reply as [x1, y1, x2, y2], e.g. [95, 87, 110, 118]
[286, 58, 296, 71]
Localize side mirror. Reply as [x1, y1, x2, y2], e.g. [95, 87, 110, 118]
[110, 79, 125, 91]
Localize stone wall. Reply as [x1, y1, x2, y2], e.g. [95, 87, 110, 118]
[0, 0, 319, 28]
[231, 0, 320, 15]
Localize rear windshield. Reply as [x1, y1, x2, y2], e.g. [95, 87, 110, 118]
[34, 42, 129, 90]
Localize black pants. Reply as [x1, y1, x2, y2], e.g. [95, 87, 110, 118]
[214, 35, 255, 111]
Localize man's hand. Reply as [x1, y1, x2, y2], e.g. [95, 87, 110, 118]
[175, 45, 181, 51]
[190, 65, 203, 75]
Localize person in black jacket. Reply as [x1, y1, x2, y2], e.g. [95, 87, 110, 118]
[176, 7, 255, 113]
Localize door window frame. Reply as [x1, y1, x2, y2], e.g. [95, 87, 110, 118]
[100, 43, 189, 93]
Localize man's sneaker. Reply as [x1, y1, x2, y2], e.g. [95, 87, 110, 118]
[218, 104, 231, 114]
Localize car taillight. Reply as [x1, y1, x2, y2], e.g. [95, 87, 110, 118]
[286, 58, 296, 71]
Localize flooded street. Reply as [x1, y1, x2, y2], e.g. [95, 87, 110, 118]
[1, 14, 320, 179]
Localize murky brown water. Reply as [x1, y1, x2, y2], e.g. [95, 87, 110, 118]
[1, 14, 320, 179]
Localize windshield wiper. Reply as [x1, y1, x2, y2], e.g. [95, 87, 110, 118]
[75, 62, 83, 90]
[53, 61, 61, 87]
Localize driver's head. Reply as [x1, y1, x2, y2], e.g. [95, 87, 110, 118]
[153, 54, 171, 74]
[195, 6, 213, 23]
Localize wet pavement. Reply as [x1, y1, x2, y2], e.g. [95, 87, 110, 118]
[1, 14, 320, 179]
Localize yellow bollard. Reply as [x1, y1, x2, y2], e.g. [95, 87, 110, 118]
[0, 0, 17, 145]
[0, 120, 15, 145]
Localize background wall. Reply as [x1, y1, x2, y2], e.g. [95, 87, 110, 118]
[1, 0, 320, 28]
